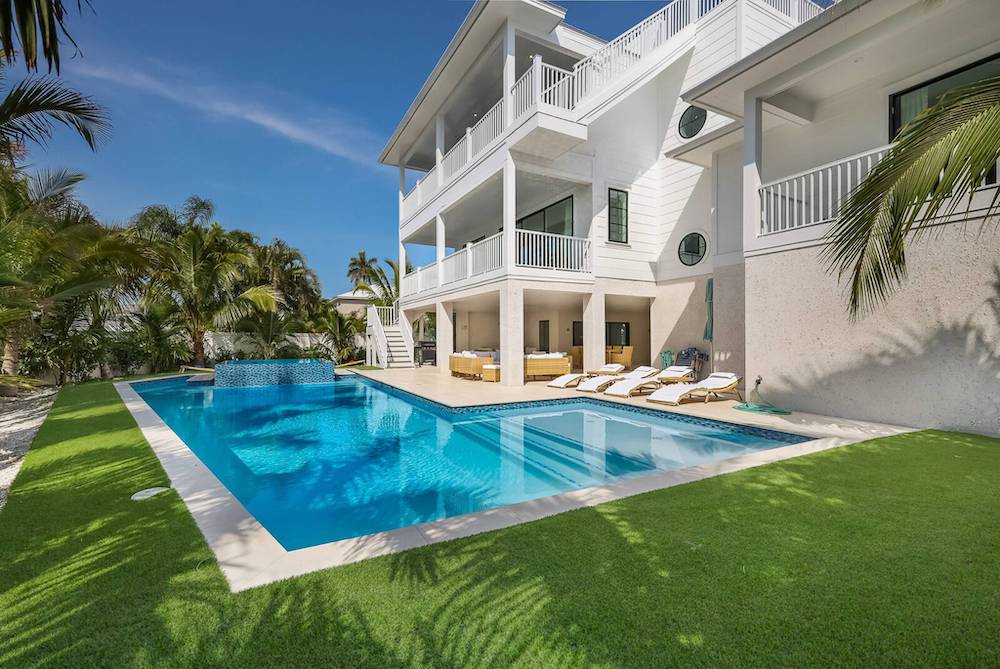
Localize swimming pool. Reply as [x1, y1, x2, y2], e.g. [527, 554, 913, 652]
[133, 375, 809, 550]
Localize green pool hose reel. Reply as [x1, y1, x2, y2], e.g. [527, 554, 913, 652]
[734, 376, 792, 415]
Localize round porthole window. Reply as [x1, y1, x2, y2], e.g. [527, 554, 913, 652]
[678, 232, 707, 266]
[678, 105, 707, 139]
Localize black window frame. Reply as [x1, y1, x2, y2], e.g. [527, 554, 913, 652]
[606, 322, 631, 347]
[516, 195, 574, 236]
[678, 105, 708, 139]
[608, 188, 628, 244]
[678, 232, 707, 267]
[890, 52, 1000, 138]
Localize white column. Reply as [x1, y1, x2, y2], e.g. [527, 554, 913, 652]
[502, 21, 515, 126]
[500, 284, 524, 386]
[436, 301, 454, 373]
[502, 151, 516, 274]
[398, 164, 406, 217]
[742, 94, 763, 253]
[532, 54, 542, 106]
[435, 114, 445, 185]
[399, 240, 407, 278]
[436, 214, 446, 285]
[582, 291, 605, 372]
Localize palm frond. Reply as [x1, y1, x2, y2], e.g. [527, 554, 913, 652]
[823, 75, 1000, 317]
[0, 76, 109, 152]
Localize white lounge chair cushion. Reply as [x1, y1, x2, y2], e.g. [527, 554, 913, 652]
[589, 363, 625, 374]
[648, 372, 741, 404]
[604, 376, 659, 397]
[659, 365, 694, 378]
[482, 364, 499, 370]
[577, 366, 657, 392]
[547, 372, 587, 388]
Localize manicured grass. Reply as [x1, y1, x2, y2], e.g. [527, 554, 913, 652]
[1, 382, 998, 668]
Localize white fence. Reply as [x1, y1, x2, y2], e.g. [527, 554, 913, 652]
[515, 229, 591, 272]
[469, 232, 504, 276]
[470, 99, 505, 155]
[759, 144, 891, 235]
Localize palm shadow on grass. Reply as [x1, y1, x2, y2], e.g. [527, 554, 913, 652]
[0, 382, 997, 667]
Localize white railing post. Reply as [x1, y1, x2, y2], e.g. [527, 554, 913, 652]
[466, 244, 474, 278]
[532, 55, 543, 107]
[690, 0, 699, 22]
[790, 0, 800, 22]
[465, 127, 472, 162]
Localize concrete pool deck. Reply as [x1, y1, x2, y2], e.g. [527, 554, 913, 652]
[116, 371, 913, 592]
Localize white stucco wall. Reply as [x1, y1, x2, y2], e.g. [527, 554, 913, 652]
[745, 225, 1000, 435]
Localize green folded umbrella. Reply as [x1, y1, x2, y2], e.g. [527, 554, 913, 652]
[703, 277, 713, 342]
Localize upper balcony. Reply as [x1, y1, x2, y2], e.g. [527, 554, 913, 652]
[401, 229, 592, 302]
[395, 0, 827, 229]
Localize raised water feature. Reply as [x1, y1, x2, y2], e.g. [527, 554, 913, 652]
[214, 359, 335, 387]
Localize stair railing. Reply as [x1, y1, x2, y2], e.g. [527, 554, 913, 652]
[366, 305, 391, 368]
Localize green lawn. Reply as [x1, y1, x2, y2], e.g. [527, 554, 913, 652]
[1, 382, 998, 668]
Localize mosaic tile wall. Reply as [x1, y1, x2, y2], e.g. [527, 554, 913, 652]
[215, 359, 336, 387]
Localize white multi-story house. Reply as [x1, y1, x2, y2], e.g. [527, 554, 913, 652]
[678, 0, 1000, 433]
[376, 0, 826, 383]
[375, 0, 999, 433]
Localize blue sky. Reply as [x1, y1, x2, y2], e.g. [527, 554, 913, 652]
[36, 1, 668, 297]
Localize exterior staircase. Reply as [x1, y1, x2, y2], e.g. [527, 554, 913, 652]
[382, 326, 414, 368]
[366, 303, 415, 369]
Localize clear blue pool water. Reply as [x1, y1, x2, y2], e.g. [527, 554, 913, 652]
[133, 375, 808, 550]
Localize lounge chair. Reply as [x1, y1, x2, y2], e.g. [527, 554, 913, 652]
[647, 372, 743, 406]
[577, 366, 658, 393]
[604, 365, 695, 398]
[547, 363, 625, 389]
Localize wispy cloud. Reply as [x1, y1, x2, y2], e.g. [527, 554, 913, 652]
[73, 62, 381, 166]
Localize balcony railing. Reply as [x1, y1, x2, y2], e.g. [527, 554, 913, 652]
[759, 144, 891, 235]
[515, 229, 591, 272]
[400, 0, 830, 225]
[400, 231, 590, 298]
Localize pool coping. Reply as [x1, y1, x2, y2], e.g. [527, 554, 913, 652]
[115, 375, 906, 592]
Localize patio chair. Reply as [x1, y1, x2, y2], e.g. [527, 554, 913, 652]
[547, 363, 625, 389]
[647, 372, 743, 406]
[604, 365, 695, 398]
[576, 366, 658, 393]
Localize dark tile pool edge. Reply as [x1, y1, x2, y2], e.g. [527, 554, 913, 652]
[351, 373, 810, 445]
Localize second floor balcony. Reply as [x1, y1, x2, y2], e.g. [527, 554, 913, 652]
[401, 229, 592, 301]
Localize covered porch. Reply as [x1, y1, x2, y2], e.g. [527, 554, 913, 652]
[401, 284, 652, 387]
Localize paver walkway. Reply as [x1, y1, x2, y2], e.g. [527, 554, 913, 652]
[0, 389, 57, 510]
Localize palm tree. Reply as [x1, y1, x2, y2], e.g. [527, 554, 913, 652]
[0, 68, 108, 159]
[0, 169, 123, 374]
[0, 0, 87, 73]
[237, 311, 303, 360]
[151, 223, 280, 367]
[309, 302, 364, 363]
[825, 75, 1000, 317]
[347, 251, 377, 287]
[251, 239, 321, 315]
[129, 299, 190, 372]
[356, 259, 407, 307]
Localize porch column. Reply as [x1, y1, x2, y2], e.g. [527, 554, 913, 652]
[582, 291, 605, 372]
[742, 94, 763, 252]
[398, 164, 406, 216]
[502, 21, 515, 126]
[436, 214, 446, 284]
[500, 283, 524, 386]
[436, 301, 454, 373]
[502, 151, 516, 274]
[435, 114, 445, 186]
[399, 240, 407, 279]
